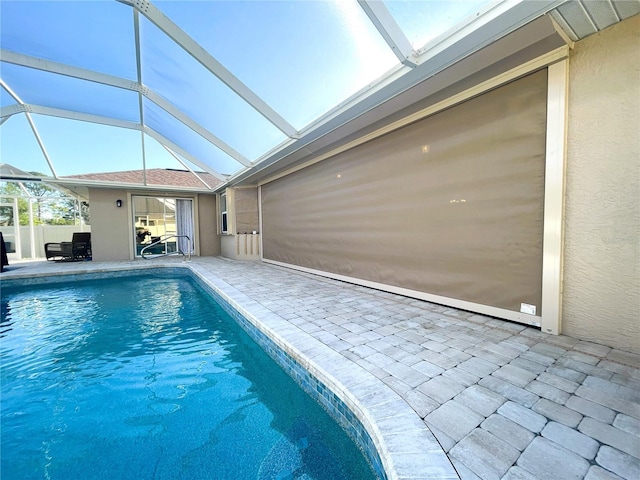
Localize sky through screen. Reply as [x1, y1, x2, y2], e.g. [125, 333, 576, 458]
[0, 0, 491, 180]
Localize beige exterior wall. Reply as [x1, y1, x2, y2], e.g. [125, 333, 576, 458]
[88, 189, 221, 260]
[562, 16, 640, 353]
[88, 188, 131, 261]
[219, 187, 260, 260]
[197, 193, 220, 257]
[221, 234, 260, 260]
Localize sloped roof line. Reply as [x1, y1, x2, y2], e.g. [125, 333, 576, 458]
[62, 167, 222, 190]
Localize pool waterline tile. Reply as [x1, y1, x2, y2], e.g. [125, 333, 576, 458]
[2, 261, 455, 480]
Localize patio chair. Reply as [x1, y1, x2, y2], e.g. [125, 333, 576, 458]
[0, 232, 8, 272]
[45, 232, 92, 262]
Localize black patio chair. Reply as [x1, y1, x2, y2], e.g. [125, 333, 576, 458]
[45, 232, 92, 261]
[0, 232, 8, 272]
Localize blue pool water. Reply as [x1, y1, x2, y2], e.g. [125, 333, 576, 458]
[1, 274, 376, 480]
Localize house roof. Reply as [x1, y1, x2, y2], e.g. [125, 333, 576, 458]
[64, 168, 221, 190]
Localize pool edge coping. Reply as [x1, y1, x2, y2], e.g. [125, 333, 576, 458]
[1, 261, 460, 480]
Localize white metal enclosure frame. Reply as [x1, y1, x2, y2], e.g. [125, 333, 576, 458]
[2, 0, 582, 187]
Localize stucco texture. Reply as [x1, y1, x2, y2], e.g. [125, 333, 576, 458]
[197, 194, 220, 257]
[563, 15, 640, 353]
[88, 188, 132, 261]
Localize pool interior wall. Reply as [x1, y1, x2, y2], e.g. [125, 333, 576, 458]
[190, 270, 387, 479]
[1, 266, 387, 480]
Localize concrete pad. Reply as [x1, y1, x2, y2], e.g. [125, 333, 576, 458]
[518, 436, 590, 480]
[542, 421, 600, 459]
[425, 400, 484, 442]
[450, 428, 520, 480]
[418, 375, 466, 404]
[481, 414, 535, 452]
[455, 385, 507, 417]
[595, 446, 640, 480]
[498, 401, 547, 433]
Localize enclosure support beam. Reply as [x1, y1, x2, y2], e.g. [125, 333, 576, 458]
[144, 128, 228, 182]
[358, 0, 417, 66]
[117, 0, 298, 138]
[1, 50, 250, 169]
[0, 78, 59, 179]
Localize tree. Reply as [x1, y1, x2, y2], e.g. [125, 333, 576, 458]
[0, 173, 88, 226]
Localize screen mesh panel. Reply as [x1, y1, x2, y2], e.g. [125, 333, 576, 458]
[235, 188, 259, 234]
[262, 70, 547, 313]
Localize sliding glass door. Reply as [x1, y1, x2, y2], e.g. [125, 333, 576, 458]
[132, 196, 194, 257]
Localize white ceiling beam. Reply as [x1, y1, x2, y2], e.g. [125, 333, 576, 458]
[1, 49, 135, 90]
[25, 113, 58, 178]
[228, 4, 569, 186]
[144, 89, 252, 167]
[117, 0, 298, 138]
[162, 145, 214, 190]
[1, 103, 28, 119]
[132, 9, 148, 185]
[0, 78, 58, 178]
[144, 127, 228, 182]
[27, 105, 141, 130]
[48, 176, 214, 194]
[357, 1, 417, 67]
[16, 104, 231, 181]
[414, 0, 567, 61]
[1, 49, 252, 167]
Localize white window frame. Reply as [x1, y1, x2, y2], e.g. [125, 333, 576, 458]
[132, 195, 195, 257]
[220, 191, 228, 234]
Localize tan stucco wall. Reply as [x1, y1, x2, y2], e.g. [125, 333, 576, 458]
[221, 235, 236, 259]
[562, 15, 640, 353]
[88, 188, 132, 261]
[88, 189, 220, 260]
[197, 194, 220, 257]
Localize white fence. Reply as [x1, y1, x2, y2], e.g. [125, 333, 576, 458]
[1, 225, 91, 260]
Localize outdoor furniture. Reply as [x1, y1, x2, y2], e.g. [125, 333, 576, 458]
[45, 232, 92, 261]
[0, 232, 8, 272]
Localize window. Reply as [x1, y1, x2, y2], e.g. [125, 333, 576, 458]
[133, 195, 194, 256]
[220, 192, 228, 234]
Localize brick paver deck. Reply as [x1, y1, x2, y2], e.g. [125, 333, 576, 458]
[2, 257, 639, 480]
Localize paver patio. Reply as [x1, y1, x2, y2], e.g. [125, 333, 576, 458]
[2, 257, 639, 480]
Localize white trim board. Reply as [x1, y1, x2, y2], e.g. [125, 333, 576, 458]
[541, 60, 568, 335]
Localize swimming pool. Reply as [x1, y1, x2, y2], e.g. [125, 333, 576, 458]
[1, 272, 378, 479]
